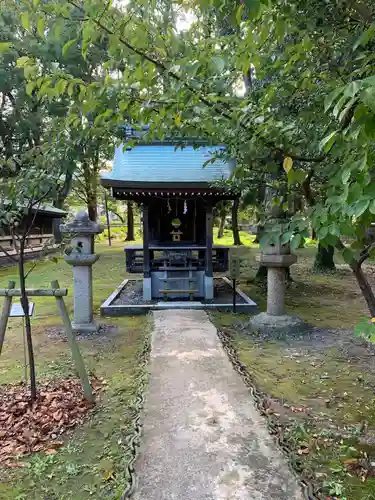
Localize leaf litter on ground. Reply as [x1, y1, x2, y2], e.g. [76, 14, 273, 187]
[0, 377, 102, 467]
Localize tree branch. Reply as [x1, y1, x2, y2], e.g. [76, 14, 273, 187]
[109, 210, 124, 223]
[66, 0, 237, 123]
[0, 243, 18, 263]
[65, 0, 329, 165]
[358, 242, 375, 267]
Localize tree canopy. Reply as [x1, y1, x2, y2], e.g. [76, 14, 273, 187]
[1, 0, 375, 311]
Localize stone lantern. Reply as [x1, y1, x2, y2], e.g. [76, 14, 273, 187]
[250, 208, 306, 333]
[60, 211, 103, 334]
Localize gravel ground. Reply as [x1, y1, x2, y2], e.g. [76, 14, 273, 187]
[45, 323, 119, 341]
[112, 278, 248, 305]
[113, 280, 156, 305]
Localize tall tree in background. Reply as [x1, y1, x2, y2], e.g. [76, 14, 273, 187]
[215, 201, 230, 239]
[232, 198, 242, 245]
[17, 0, 375, 314]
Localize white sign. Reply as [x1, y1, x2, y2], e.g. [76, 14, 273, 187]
[9, 302, 35, 318]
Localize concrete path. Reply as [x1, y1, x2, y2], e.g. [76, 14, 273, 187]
[133, 310, 303, 500]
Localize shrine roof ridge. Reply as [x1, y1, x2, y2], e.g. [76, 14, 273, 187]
[101, 143, 235, 187]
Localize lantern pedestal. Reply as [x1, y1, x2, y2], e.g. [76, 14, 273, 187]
[60, 212, 103, 334]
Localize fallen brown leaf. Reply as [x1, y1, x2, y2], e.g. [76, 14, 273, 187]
[0, 377, 102, 466]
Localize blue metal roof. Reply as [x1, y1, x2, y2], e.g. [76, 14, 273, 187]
[102, 144, 234, 185]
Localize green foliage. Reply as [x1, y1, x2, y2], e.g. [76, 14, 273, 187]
[354, 318, 375, 343]
[4, 0, 375, 310]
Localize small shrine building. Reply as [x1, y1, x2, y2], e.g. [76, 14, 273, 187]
[101, 141, 238, 301]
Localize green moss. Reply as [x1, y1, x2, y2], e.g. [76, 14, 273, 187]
[0, 245, 150, 499]
[211, 320, 375, 499]
[0, 316, 149, 500]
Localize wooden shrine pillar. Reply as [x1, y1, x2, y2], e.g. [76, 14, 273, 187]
[142, 203, 152, 301]
[205, 203, 214, 299]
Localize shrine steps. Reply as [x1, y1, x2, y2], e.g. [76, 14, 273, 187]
[158, 266, 197, 271]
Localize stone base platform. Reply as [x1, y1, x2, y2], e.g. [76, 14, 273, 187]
[249, 312, 308, 335]
[100, 277, 258, 316]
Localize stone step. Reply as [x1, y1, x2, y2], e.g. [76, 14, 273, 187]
[160, 289, 198, 294]
[161, 277, 196, 282]
[158, 266, 197, 271]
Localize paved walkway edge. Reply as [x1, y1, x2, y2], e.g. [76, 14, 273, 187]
[133, 309, 303, 500]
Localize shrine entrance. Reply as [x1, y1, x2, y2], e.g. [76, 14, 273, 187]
[101, 141, 238, 302]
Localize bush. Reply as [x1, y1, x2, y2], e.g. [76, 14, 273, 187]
[95, 226, 142, 242]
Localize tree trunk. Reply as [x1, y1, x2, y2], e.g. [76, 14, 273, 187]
[19, 240, 37, 400]
[232, 199, 242, 246]
[52, 218, 63, 244]
[87, 198, 97, 222]
[53, 168, 73, 243]
[104, 190, 111, 247]
[217, 215, 225, 239]
[254, 224, 264, 244]
[82, 152, 99, 222]
[352, 264, 375, 317]
[336, 239, 375, 317]
[313, 244, 336, 273]
[255, 264, 268, 283]
[126, 201, 135, 241]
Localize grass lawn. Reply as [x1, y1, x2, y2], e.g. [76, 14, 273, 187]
[211, 238, 375, 500]
[2, 233, 374, 499]
[0, 243, 150, 500]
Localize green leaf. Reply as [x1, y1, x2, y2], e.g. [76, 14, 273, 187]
[342, 248, 355, 265]
[0, 42, 10, 53]
[353, 23, 375, 51]
[17, 56, 31, 67]
[259, 232, 272, 248]
[324, 234, 339, 246]
[56, 79, 68, 95]
[348, 182, 362, 203]
[79, 85, 86, 101]
[281, 231, 293, 244]
[26, 81, 36, 96]
[62, 39, 77, 57]
[236, 4, 245, 24]
[353, 198, 370, 217]
[67, 82, 75, 97]
[341, 168, 351, 184]
[288, 169, 306, 185]
[329, 223, 340, 237]
[343, 81, 362, 98]
[319, 130, 338, 152]
[355, 154, 368, 171]
[211, 57, 225, 73]
[360, 87, 375, 113]
[317, 226, 328, 240]
[290, 233, 301, 250]
[369, 200, 375, 214]
[244, 0, 262, 18]
[324, 87, 344, 112]
[340, 222, 355, 237]
[21, 12, 30, 31]
[338, 97, 359, 125]
[333, 95, 348, 118]
[37, 18, 45, 37]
